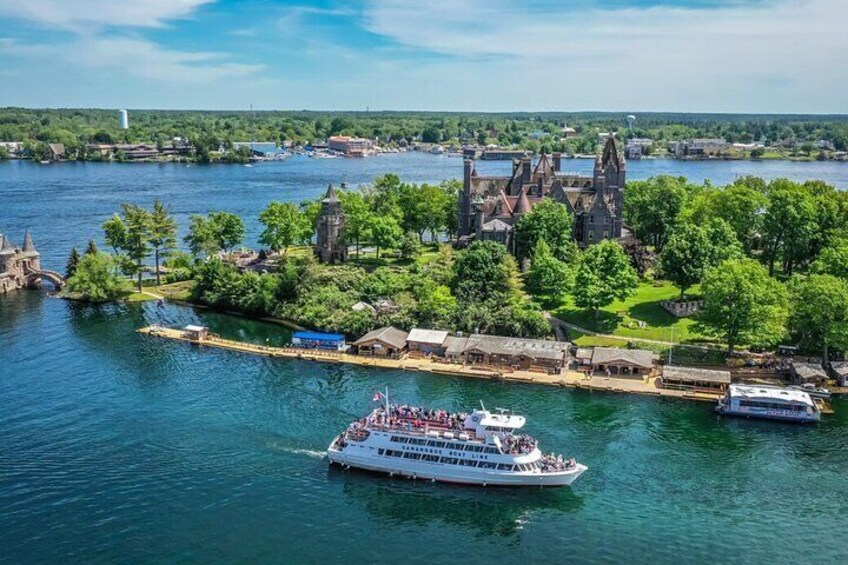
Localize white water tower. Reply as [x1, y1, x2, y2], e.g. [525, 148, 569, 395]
[119, 109, 129, 129]
[626, 114, 636, 131]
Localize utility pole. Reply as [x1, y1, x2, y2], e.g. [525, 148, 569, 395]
[668, 326, 675, 365]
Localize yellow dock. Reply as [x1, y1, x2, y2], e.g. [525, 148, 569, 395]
[138, 325, 725, 403]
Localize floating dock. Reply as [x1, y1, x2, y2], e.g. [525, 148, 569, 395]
[137, 325, 728, 404]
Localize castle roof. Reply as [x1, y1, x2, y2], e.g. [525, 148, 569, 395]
[322, 183, 339, 203]
[481, 219, 513, 233]
[513, 187, 532, 215]
[600, 136, 624, 170]
[0, 234, 16, 254]
[22, 228, 35, 253]
[533, 153, 555, 179]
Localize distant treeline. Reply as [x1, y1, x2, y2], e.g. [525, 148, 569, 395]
[2, 107, 847, 157]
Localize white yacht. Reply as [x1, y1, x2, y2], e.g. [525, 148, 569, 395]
[716, 384, 821, 423]
[327, 398, 587, 487]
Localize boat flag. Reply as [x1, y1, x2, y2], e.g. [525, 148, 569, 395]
[373, 391, 383, 402]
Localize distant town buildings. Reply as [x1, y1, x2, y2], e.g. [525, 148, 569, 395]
[328, 135, 372, 157]
[669, 138, 729, 159]
[625, 138, 653, 160]
[457, 137, 626, 249]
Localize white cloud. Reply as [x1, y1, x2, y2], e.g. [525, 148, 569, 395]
[0, 0, 214, 31]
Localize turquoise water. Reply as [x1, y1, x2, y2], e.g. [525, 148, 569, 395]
[2, 292, 848, 563]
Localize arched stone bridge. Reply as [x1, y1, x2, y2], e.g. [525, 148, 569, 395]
[26, 269, 65, 289]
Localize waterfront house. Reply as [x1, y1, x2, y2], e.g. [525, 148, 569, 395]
[352, 326, 409, 358]
[407, 328, 449, 356]
[660, 366, 730, 392]
[790, 361, 828, 386]
[46, 143, 65, 161]
[591, 347, 654, 377]
[828, 361, 848, 386]
[183, 325, 208, 341]
[291, 331, 347, 351]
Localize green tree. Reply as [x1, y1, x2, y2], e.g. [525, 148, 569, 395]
[65, 247, 81, 279]
[102, 214, 126, 256]
[85, 239, 99, 255]
[399, 231, 422, 260]
[682, 181, 767, 253]
[789, 274, 848, 360]
[185, 214, 217, 257]
[121, 203, 153, 291]
[185, 211, 245, 257]
[258, 201, 307, 255]
[696, 258, 788, 353]
[624, 176, 695, 250]
[514, 199, 574, 260]
[453, 240, 510, 305]
[659, 223, 711, 299]
[527, 239, 573, 299]
[811, 240, 848, 279]
[573, 240, 638, 315]
[210, 211, 245, 252]
[65, 252, 130, 302]
[149, 199, 177, 285]
[339, 191, 372, 258]
[761, 179, 817, 276]
[369, 215, 402, 259]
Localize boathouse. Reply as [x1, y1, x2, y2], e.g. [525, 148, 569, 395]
[790, 361, 828, 386]
[443, 334, 570, 371]
[591, 347, 654, 377]
[183, 325, 208, 341]
[829, 361, 848, 387]
[352, 326, 409, 358]
[407, 328, 449, 356]
[659, 366, 730, 392]
[291, 331, 347, 351]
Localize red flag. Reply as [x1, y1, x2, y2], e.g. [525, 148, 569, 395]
[372, 391, 383, 402]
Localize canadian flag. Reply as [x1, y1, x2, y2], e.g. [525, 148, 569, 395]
[372, 391, 383, 402]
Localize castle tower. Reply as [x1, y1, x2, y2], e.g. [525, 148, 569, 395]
[458, 159, 474, 238]
[316, 184, 347, 264]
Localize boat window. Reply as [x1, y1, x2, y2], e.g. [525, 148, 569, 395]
[459, 459, 477, 467]
[496, 464, 511, 471]
[378, 449, 384, 456]
[478, 462, 497, 469]
[484, 447, 500, 454]
[422, 454, 440, 462]
[426, 440, 446, 448]
[403, 452, 421, 459]
[465, 445, 483, 452]
[440, 457, 459, 465]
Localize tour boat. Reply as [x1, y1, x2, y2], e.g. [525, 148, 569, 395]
[327, 394, 587, 487]
[715, 384, 821, 423]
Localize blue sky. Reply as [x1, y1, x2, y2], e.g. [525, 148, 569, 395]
[0, 0, 845, 112]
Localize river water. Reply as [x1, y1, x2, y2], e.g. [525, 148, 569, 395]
[3, 154, 848, 563]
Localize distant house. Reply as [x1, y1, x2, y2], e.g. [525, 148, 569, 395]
[591, 347, 654, 377]
[669, 139, 728, 158]
[625, 138, 653, 160]
[328, 135, 372, 157]
[46, 143, 65, 161]
[829, 361, 848, 386]
[291, 331, 347, 351]
[352, 326, 409, 358]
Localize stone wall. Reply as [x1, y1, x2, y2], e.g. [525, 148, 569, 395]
[661, 300, 703, 317]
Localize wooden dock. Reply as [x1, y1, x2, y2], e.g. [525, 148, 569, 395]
[134, 326, 740, 406]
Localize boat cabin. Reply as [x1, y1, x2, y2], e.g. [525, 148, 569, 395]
[183, 325, 208, 341]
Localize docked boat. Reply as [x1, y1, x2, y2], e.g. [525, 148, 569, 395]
[327, 396, 587, 487]
[716, 384, 821, 423]
[787, 383, 831, 399]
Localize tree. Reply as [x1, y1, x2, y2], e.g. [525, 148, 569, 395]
[696, 259, 788, 353]
[369, 215, 402, 259]
[811, 240, 848, 279]
[65, 247, 81, 279]
[102, 214, 126, 256]
[527, 240, 573, 299]
[399, 231, 421, 260]
[514, 199, 574, 261]
[185, 214, 217, 257]
[85, 239, 99, 256]
[624, 176, 696, 250]
[339, 191, 372, 258]
[258, 201, 307, 255]
[453, 240, 510, 304]
[121, 203, 153, 291]
[573, 240, 638, 315]
[209, 211, 244, 252]
[761, 179, 817, 276]
[789, 274, 848, 360]
[659, 223, 711, 299]
[149, 199, 177, 285]
[65, 252, 130, 302]
[682, 181, 767, 253]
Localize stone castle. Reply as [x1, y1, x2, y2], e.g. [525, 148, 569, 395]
[0, 230, 63, 292]
[315, 184, 348, 264]
[457, 136, 626, 251]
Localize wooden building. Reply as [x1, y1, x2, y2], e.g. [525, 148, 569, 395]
[790, 361, 828, 386]
[443, 334, 570, 371]
[660, 366, 731, 392]
[352, 326, 409, 358]
[591, 347, 654, 377]
[406, 328, 449, 356]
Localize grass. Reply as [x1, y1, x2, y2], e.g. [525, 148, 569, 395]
[569, 329, 728, 367]
[126, 291, 157, 302]
[550, 279, 718, 345]
[153, 280, 194, 301]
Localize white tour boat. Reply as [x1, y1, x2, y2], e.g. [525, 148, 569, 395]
[715, 384, 821, 423]
[327, 394, 587, 487]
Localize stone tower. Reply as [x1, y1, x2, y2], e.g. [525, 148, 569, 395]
[315, 184, 348, 264]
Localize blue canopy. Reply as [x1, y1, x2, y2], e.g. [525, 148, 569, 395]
[293, 331, 345, 342]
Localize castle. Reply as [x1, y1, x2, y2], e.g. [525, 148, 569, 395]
[315, 184, 348, 264]
[1, 230, 42, 292]
[457, 136, 626, 251]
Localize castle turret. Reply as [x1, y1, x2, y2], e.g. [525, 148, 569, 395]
[22, 228, 35, 253]
[316, 184, 347, 264]
[458, 159, 474, 238]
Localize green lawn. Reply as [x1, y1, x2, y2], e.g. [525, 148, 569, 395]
[126, 292, 157, 302]
[551, 280, 718, 345]
[569, 329, 727, 367]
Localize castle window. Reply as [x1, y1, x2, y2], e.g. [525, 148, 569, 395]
[589, 232, 594, 240]
[589, 215, 594, 223]
[603, 231, 609, 239]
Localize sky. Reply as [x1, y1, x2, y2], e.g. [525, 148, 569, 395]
[0, 0, 845, 113]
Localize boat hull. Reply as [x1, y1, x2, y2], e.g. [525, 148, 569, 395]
[715, 406, 819, 424]
[327, 445, 586, 487]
